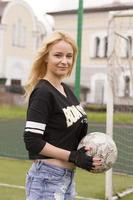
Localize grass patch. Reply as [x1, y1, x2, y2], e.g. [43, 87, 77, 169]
[0, 105, 133, 124]
[88, 112, 133, 124]
[0, 105, 26, 119]
[0, 187, 25, 200]
[0, 157, 31, 185]
[87, 112, 106, 123]
[114, 112, 133, 124]
[0, 158, 133, 200]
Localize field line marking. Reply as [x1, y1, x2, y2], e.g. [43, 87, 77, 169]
[0, 182, 25, 189]
[76, 196, 102, 200]
[0, 182, 102, 200]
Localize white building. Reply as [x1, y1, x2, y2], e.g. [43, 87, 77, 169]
[0, 0, 47, 92]
[48, 1, 133, 105]
[0, 0, 133, 106]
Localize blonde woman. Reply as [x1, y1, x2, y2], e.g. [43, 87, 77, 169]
[24, 31, 101, 200]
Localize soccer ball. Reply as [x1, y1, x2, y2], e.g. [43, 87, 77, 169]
[78, 132, 118, 173]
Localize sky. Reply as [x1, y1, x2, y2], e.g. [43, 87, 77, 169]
[25, 0, 133, 14]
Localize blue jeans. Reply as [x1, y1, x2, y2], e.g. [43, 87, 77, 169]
[25, 160, 76, 200]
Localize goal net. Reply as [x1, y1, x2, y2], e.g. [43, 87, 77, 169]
[106, 10, 133, 200]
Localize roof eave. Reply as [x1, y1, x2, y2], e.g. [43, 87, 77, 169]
[47, 4, 133, 15]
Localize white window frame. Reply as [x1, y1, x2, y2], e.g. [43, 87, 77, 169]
[89, 32, 108, 58]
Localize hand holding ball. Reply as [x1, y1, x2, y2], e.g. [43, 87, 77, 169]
[78, 132, 118, 173]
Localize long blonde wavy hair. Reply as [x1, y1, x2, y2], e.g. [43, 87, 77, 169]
[24, 31, 78, 99]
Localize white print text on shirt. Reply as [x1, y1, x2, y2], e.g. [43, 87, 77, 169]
[63, 105, 86, 127]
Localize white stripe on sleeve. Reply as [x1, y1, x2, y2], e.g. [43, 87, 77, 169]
[25, 128, 44, 135]
[26, 121, 46, 131]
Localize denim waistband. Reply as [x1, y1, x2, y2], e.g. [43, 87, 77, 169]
[32, 160, 75, 176]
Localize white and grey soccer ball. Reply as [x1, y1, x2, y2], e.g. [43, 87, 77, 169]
[78, 132, 118, 173]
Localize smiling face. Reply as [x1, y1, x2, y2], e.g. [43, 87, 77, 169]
[45, 40, 74, 79]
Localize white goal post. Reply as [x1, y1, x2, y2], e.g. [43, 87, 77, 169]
[106, 10, 133, 200]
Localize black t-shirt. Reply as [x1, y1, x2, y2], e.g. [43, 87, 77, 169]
[24, 79, 88, 159]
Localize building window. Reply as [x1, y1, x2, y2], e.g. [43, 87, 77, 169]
[12, 19, 26, 48]
[104, 36, 108, 57]
[21, 26, 26, 47]
[95, 79, 105, 104]
[95, 37, 100, 57]
[11, 79, 21, 86]
[8, 79, 24, 94]
[90, 34, 108, 58]
[36, 34, 45, 49]
[12, 24, 16, 46]
[127, 36, 132, 58]
[124, 75, 130, 97]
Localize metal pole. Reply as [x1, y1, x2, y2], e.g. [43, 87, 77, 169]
[105, 14, 114, 200]
[74, 0, 83, 100]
